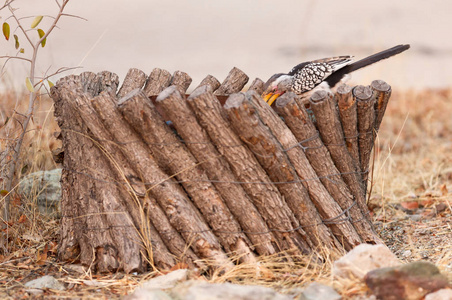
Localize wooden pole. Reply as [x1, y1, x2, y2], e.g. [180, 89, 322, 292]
[309, 90, 371, 222]
[157, 86, 277, 257]
[197, 75, 221, 91]
[187, 86, 310, 256]
[371, 80, 392, 134]
[248, 78, 265, 95]
[354, 85, 376, 191]
[275, 92, 381, 243]
[337, 84, 360, 170]
[149, 87, 257, 263]
[118, 89, 238, 268]
[170, 70, 192, 94]
[246, 90, 362, 250]
[214, 67, 249, 97]
[52, 74, 177, 272]
[225, 92, 340, 251]
[117, 68, 147, 98]
[143, 68, 172, 98]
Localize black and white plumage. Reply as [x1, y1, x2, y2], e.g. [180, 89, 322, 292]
[262, 44, 410, 105]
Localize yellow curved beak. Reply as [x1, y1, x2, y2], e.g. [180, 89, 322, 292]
[262, 93, 282, 106]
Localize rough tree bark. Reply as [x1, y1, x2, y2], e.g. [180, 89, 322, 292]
[170, 71, 192, 94]
[224, 92, 341, 251]
[187, 86, 310, 256]
[354, 85, 376, 191]
[246, 90, 362, 250]
[118, 89, 249, 267]
[117, 68, 147, 98]
[214, 67, 249, 98]
[371, 80, 392, 134]
[275, 92, 381, 244]
[337, 84, 360, 170]
[248, 78, 265, 95]
[309, 90, 371, 222]
[143, 68, 172, 98]
[197, 75, 221, 91]
[157, 86, 277, 257]
[51, 73, 171, 273]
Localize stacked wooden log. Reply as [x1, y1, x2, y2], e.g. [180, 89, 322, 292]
[50, 67, 391, 273]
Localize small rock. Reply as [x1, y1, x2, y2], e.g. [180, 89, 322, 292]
[171, 280, 292, 300]
[19, 169, 62, 218]
[140, 269, 191, 290]
[333, 244, 401, 280]
[25, 288, 44, 296]
[24, 275, 65, 291]
[408, 214, 422, 222]
[298, 282, 341, 300]
[425, 288, 452, 300]
[402, 250, 412, 258]
[364, 261, 449, 300]
[125, 289, 172, 300]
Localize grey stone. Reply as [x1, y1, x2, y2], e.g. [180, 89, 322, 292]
[19, 169, 62, 218]
[140, 269, 190, 290]
[24, 275, 65, 291]
[298, 282, 341, 300]
[425, 289, 452, 300]
[171, 280, 292, 300]
[125, 289, 173, 300]
[333, 244, 401, 280]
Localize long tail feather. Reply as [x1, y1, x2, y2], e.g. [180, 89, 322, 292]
[326, 44, 410, 87]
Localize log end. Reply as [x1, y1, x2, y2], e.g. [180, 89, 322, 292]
[275, 92, 297, 108]
[353, 85, 373, 101]
[187, 84, 213, 101]
[248, 78, 265, 95]
[156, 85, 182, 103]
[337, 84, 353, 95]
[198, 75, 221, 91]
[117, 88, 143, 106]
[223, 93, 246, 110]
[310, 90, 329, 103]
[371, 80, 391, 92]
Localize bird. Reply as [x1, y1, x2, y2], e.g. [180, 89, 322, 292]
[262, 44, 410, 106]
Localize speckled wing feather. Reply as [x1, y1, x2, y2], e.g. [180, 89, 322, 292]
[289, 56, 353, 94]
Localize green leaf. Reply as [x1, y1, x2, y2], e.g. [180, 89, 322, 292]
[25, 77, 35, 92]
[37, 28, 46, 47]
[30, 16, 43, 28]
[2, 22, 10, 40]
[14, 34, 19, 49]
[47, 80, 54, 88]
[19, 48, 24, 53]
[0, 190, 8, 196]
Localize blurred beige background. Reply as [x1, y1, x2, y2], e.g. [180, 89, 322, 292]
[1, 0, 451, 92]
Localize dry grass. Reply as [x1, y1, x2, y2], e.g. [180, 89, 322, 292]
[0, 87, 451, 298]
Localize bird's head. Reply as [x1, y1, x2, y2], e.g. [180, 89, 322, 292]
[262, 73, 293, 106]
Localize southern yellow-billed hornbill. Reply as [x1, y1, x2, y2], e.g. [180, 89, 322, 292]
[262, 44, 410, 105]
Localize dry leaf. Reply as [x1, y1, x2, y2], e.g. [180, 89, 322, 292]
[18, 215, 27, 223]
[400, 201, 419, 210]
[170, 262, 189, 271]
[440, 184, 448, 196]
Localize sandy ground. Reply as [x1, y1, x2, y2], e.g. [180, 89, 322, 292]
[1, 0, 452, 92]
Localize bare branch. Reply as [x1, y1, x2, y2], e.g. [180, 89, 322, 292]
[34, 66, 82, 83]
[0, 0, 14, 11]
[61, 13, 88, 21]
[8, 5, 35, 48]
[0, 56, 32, 63]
